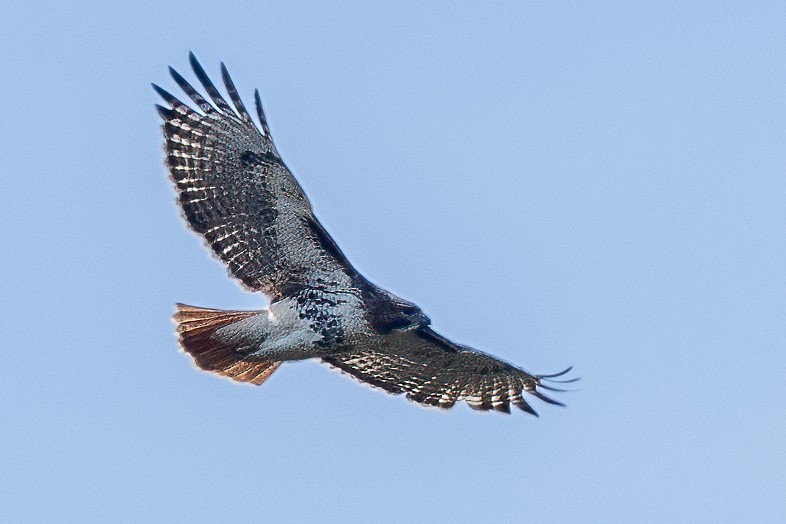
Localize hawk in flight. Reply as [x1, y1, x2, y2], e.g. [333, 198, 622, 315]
[154, 53, 576, 415]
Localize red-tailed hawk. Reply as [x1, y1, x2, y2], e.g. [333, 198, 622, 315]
[154, 53, 576, 415]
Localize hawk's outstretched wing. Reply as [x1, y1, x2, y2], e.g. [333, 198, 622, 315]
[154, 53, 356, 299]
[322, 327, 574, 415]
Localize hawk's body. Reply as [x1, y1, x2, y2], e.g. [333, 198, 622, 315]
[155, 54, 574, 414]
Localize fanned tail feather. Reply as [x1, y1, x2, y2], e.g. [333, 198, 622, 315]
[173, 303, 280, 386]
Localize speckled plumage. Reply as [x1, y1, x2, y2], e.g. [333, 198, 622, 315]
[156, 53, 576, 415]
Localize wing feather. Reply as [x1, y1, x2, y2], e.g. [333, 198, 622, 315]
[156, 55, 357, 297]
[254, 89, 271, 136]
[322, 327, 572, 415]
[221, 62, 253, 123]
[169, 66, 216, 114]
[189, 52, 235, 115]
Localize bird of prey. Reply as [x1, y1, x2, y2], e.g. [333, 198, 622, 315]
[154, 53, 576, 415]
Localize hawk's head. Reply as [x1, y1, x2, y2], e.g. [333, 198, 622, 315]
[364, 286, 431, 333]
[386, 293, 431, 330]
[397, 300, 431, 328]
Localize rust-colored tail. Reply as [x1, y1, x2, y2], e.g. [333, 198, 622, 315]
[173, 303, 281, 386]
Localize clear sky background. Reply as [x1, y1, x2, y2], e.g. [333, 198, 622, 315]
[2, 2, 784, 522]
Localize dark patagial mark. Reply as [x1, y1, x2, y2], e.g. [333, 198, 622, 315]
[240, 150, 275, 168]
[151, 83, 183, 109]
[240, 150, 279, 167]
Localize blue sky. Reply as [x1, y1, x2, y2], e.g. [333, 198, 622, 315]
[2, 2, 784, 522]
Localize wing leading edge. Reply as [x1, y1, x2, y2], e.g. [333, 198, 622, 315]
[155, 53, 358, 299]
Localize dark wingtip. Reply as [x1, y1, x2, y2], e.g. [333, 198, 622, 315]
[188, 52, 233, 114]
[188, 51, 207, 81]
[254, 88, 271, 135]
[220, 61, 252, 122]
[537, 383, 570, 393]
[152, 83, 179, 106]
[155, 104, 171, 119]
[493, 402, 512, 414]
[538, 366, 580, 384]
[513, 398, 540, 417]
[530, 390, 566, 407]
[168, 66, 190, 93]
[538, 366, 573, 379]
[545, 377, 581, 384]
[219, 62, 230, 84]
[169, 64, 214, 114]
